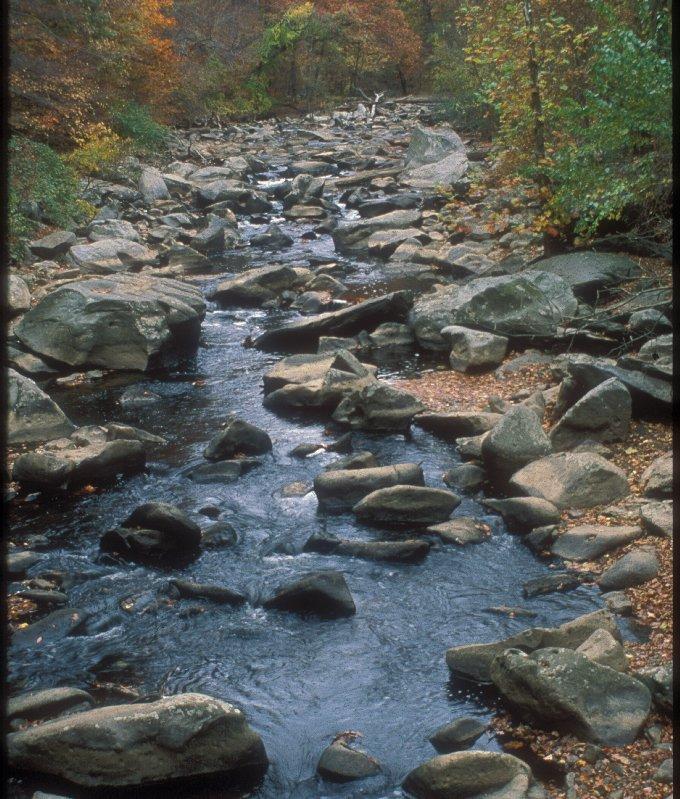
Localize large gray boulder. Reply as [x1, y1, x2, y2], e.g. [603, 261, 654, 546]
[490, 647, 651, 745]
[331, 381, 426, 432]
[353, 485, 460, 526]
[7, 693, 267, 788]
[255, 291, 413, 351]
[410, 272, 577, 350]
[549, 378, 631, 451]
[15, 274, 205, 371]
[401, 126, 469, 190]
[314, 463, 424, 511]
[481, 406, 552, 484]
[403, 750, 540, 799]
[8, 369, 75, 444]
[442, 325, 508, 372]
[640, 500, 672, 538]
[529, 252, 640, 301]
[332, 210, 422, 256]
[509, 453, 629, 509]
[550, 524, 641, 561]
[69, 238, 155, 274]
[12, 438, 146, 490]
[445, 609, 620, 683]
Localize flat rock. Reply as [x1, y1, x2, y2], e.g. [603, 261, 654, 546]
[509, 453, 629, 509]
[314, 463, 424, 511]
[550, 522, 641, 561]
[426, 518, 489, 545]
[7, 693, 267, 788]
[490, 647, 650, 745]
[428, 717, 488, 753]
[8, 687, 93, 722]
[332, 210, 422, 256]
[414, 411, 502, 440]
[29, 230, 76, 258]
[529, 252, 640, 301]
[445, 609, 620, 683]
[483, 497, 560, 533]
[11, 608, 89, 649]
[168, 579, 246, 605]
[522, 573, 582, 599]
[209, 265, 298, 307]
[69, 238, 154, 274]
[255, 291, 413, 351]
[304, 533, 430, 563]
[332, 381, 425, 432]
[353, 485, 461, 526]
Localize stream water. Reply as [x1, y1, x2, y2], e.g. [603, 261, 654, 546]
[8, 141, 614, 799]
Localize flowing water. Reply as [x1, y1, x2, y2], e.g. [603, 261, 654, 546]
[8, 135, 620, 799]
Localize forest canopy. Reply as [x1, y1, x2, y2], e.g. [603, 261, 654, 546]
[8, 0, 672, 254]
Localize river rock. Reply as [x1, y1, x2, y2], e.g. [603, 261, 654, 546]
[87, 219, 140, 242]
[428, 717, 488, 753]
[191, 214, 239, 253]
[550, 524, 641, 561]
[425, 518, 489, 545]
[332, 209, 422, 256]
[8, 274, 31, 317]
[304, 532, 430, 562]
[575, 629, 628, 672]
[204, 418, 272, 461]
[332, 381, 425, 432]
[627, 308, 672, 336]
[186, 460, 257, 485]
[640, 500, 672, 538]
[522, 572, 582, 598]
[8, 688, 93, 722]
[597, 547, 660, 591]
[445, 609, 620, 683]
[7, 550, 44, 577]
[324, 451, 378, 470]
[483, 497, 560, 533]
[256, 290, 413, 351]
[509, 453, 629, 509]
[12, 438, 146, 490]
[250, 223, 293, 249]
[7, 693, 267, 788]
[490, 647, 650, 745]
[640, 451, 672, 498]
[168, 579, 246, 605]
[442, 326, 508, 372]
[403, 750, 539, 799]
[481, 406, 552, 484]
[263, 571, 356, 618]
[549, 378, 631, 451]
[29, 230, 76, 259]
[353, 485, 461, 526]
[409, 272, 577, 350]
[414, 411, 502, 440]
[442, 463, 486, 493]
[69, 238, 155, 274]
[314, 463, 424, 511]
[264, 350, 373, 394]
[8, 369, 75, 444]
[14, 273, 205, 371]
[529, 252, 640, 302]
[138, 167, 170, 202]
[317, 739, 380, 782]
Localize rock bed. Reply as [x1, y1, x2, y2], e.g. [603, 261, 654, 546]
[5, 98, 673, 799]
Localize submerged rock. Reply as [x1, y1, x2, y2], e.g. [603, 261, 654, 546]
[8, 688, 93, 723]
[428, 717, 488, 753]
[7, 693, 267, 788]
[263, 571, 356, 618]
[304, 532, 430, 563]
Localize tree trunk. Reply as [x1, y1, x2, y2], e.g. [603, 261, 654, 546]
[522, 0, 546, 174]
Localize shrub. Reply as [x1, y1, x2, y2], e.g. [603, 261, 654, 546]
[65, 123, 131, 178]
[110, 101, 169, 151]
[8, 136, 88, 260]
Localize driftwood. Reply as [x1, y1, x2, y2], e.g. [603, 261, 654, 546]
[356, 88, 385, 118]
